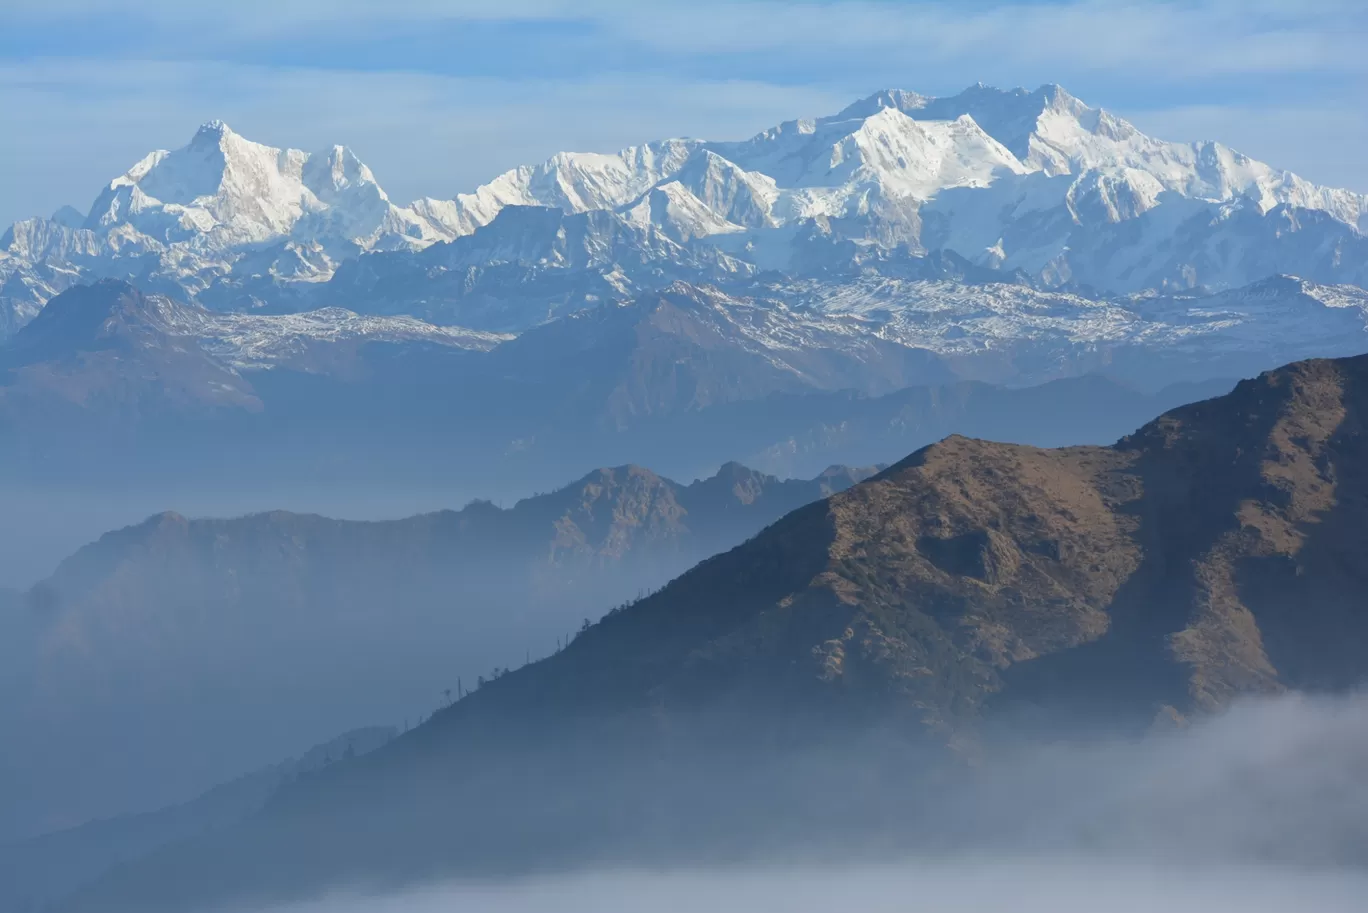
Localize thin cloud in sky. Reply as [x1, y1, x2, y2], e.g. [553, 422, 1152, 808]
[1, 0, 1365, 225]
[10, 0, 1367, 79]
[0, 59, 847, 221]
[604, 0, 1368, 76]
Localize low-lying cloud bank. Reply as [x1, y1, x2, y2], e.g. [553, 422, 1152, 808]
[273, 861, 1368, 913]
[952, 690, 1368, 865]
[255, 691, 1368, 912]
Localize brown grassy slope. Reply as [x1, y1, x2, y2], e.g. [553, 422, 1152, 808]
[465, 353, 1368, 735]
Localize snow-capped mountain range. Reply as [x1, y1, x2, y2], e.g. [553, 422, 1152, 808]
[2, 82, 1367, 393]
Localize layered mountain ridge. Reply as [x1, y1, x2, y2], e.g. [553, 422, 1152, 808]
[0, 458, 875, 843]
[6, 278, 1363, 495]
[54, 349, 1368, 913]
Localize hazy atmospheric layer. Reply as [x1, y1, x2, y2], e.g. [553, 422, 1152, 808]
[231, 691, 1368, 913]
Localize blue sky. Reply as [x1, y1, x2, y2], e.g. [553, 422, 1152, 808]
[3, 0, 1366, 226]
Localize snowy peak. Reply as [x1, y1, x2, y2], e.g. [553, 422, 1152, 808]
[196, 118, 230, 139]
[128, 120, 280, 201]
[303, 145, 384, 200]
[85, 121, 360, 246]
[834, 88, 933, 121]
[833, 83, 1075, 163]
[450, 93, 1039, 246]
[624, 183, 746, 242]
[838, 82, 1131, 175]
[825, 82, 1368, 234]
[838, 108, 1027, 194]
[671, 149, 780, 227]
[448, 138, 704, 236]
[914, 84, 1368, 224]
[619, 149, 780, 240]
[709, 104, 1025, 204]
[0, 121, 476, 307]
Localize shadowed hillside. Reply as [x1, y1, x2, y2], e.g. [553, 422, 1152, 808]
[63, 352, 1368, 912]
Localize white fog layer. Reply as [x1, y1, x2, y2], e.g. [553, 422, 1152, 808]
[239, 692, 1368, 912]
[270, 863, 1368, 913]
